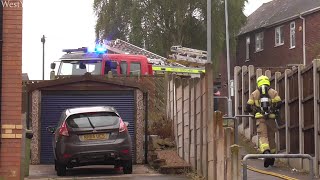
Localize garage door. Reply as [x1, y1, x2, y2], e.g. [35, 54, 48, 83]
[40, 91, 135, 164]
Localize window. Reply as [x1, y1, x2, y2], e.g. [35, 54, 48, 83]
[246, 36, 250, 60]
[67, 112, 119, 129]
[290, 22, 296, 48]
[104, 60, 118, 75]
[120, 61, 128, 75]
[255, 32, 264, 52]
[130, 62, 141, 75]
[58, 60, 102, 76]
[275, 26, 284, 46]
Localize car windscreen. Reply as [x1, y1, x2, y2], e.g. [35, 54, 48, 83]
[67, 112, 119, 128]
[58, 60, 102, 76]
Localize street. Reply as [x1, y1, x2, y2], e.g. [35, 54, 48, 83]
[25, 165, 189, 180]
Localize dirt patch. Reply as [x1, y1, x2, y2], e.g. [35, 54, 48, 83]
[156, 149, 190, 167]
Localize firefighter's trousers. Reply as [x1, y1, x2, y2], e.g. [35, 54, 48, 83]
[256, 118, 277, 153]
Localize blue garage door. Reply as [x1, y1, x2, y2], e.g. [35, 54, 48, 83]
[40, 91, 135, 164]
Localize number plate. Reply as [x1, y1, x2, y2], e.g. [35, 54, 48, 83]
[80, 133, 109, 141]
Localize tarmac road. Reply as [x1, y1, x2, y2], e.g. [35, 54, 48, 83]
[25, 165, 189, 180]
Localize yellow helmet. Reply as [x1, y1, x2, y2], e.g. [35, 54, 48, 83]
[257, 75, 270, 88]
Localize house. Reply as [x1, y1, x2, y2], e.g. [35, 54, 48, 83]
[236, 0, 320, 68]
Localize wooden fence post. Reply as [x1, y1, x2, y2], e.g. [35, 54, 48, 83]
[195, 77, 203, 175]
[216, 111, 225, 180]
[165, 73, 170, 120]
[274, 72, 282, 152]
[225, 127, 234, 180]
[256, 68, 262, 77]
[231, 144, 241, 180]
[313, 59, 320, 176]
[234, 66, 242, 127]
[177, 78, 184, 158]
[241, 66, 248, 134]
[285, 69, 292, 154]
[298, 65, 304, 157]
[190, 78, 197, 170]
[183, 79, 191, 163]
[181, 79, 186, 161]
[208, 97, 215, 180]
[201, 72, 208, 179]
[248, 65, 255, 139]
[206, 64, 215, 180]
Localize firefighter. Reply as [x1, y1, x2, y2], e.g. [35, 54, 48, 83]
[245, 75, 282, 168]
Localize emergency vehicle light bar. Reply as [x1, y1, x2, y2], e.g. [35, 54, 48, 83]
[62, 45, 107, 54]
[62, 47, 88, 53]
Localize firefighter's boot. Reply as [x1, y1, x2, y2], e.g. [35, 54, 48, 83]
[263, 150, 275, 168]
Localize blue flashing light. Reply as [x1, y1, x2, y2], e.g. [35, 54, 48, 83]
[87, 46, 96, 53]
[95, 44, 107, 53]
[87, 44, 107, 54]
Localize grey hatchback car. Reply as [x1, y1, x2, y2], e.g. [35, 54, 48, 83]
[46, 106, 133, 176]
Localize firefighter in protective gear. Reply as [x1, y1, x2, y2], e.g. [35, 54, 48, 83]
[245, 75, 282, 168]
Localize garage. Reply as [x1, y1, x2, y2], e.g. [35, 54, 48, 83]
[27, 75, 147, 166]
[40, 90, 135, 164]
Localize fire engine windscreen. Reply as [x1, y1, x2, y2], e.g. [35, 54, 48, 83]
[58, 60, 102, 75]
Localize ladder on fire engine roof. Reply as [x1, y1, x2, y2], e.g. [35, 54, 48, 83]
[169, 45, 208, 64]
[104, 39, 186, 67]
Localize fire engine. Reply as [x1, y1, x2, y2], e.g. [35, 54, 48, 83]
[50, 44, 206, 79]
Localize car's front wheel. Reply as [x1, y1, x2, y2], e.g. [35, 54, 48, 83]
[56, 162, 67, 176]
[123, 160, 133, 174]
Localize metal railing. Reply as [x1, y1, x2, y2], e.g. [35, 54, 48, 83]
[223, 113, 315, 179]
[242, 153, 314, 180]
[222, 114, 254, 144]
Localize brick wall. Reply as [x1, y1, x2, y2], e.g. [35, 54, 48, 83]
[305, 12, 320, 62]
[236, 12, 320, 68]
[0, 0, 23, 179]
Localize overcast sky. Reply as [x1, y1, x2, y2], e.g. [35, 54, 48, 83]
[22, 0, 271, 80]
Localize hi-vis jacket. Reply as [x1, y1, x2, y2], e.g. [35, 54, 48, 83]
[247, 88, 281, 119]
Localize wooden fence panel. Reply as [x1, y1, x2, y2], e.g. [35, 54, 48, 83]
[277, 76, 287, 151]
[315, 61, 320, 175]
[233, 60, 320, 176]
[288, 71, 299, 154]
[301, 66, 315, 155]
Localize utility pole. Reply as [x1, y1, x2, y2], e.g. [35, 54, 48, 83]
[41, 35, 46, 80]
[207, 0, 212, 64]
[224, 0, 233, 117]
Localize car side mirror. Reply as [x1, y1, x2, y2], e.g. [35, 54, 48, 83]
[50, 62, 56, 70]
[124, 122, 129, 127]
[46, 126, 56, 134]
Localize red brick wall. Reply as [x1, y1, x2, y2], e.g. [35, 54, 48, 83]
[0, 0, 23, 179]
[236, 12, 320, 68]
[305, 12, 320, 62]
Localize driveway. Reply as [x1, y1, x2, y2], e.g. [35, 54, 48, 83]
[25, 165, 189, 180]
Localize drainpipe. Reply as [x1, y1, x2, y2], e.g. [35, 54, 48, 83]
[299, 14, 306, 65]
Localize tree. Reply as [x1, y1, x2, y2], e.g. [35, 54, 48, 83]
[93, 0, 247, 64]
